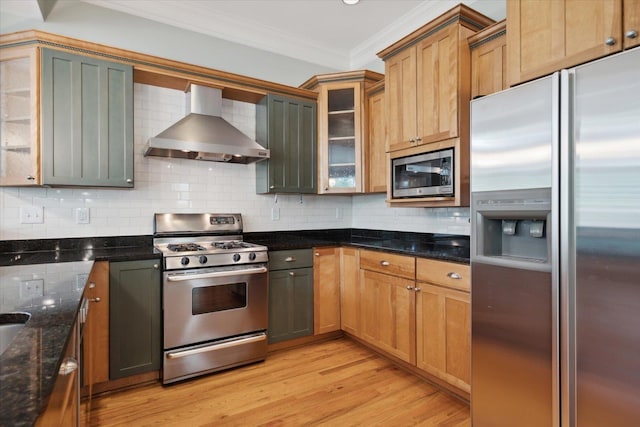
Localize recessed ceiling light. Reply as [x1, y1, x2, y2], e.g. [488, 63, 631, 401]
[343, 0, 360, 5]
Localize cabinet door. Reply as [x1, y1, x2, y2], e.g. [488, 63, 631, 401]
[340, 247, 360, 336]
[256, 94, 316, 194]
[471, 24, 507, 99]
[416, 25, 460, 144]
[41, 48, 134, 187]
[313, 247, 341, 334]
[82, 261, 109, 409]
[385, 46, 417, 152]
[318, 82, 363, 193]
[624, 0, 640, 49]
[109, 259, 161, 379]
[0, 46, 39, 186]
[268, 267, 314, 343]
[507, 0, 623, 86]
[365, 86, 387, 193]
[416, 282, 470, 392]
[360, 269, 415, 364]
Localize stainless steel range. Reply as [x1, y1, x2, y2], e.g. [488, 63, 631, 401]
[153, 213, 268, 384]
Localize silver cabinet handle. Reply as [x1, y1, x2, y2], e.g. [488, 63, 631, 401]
[315, 252, 320, 256]
[605, 36, 616, 46]
[269, 185, 275, 189]
[408, 138, 416, 143]
[626, 29, 638, 39]
[90, 297, 101, 303]
[126, 178, 133, 183]
[59, 357, 78, 375]
[406, 285, 414, 291]
[284, 256, 296, 262]
[416, 136, 422, 142]
[153, 264, 159, 269]
[26, 175, 35, 181]
[380, 260, 390, 266]
[447, 272, 462, 280]
[89, 282, 95, 289]
[289, 271, 295, 277]
[414, 287, 421, 292]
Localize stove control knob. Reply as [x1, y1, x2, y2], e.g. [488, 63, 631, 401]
[249, 252, 257, 261]
[181, 257, 190, 266]
[198, 255, 208, 264]
[233, 253, 241, 262]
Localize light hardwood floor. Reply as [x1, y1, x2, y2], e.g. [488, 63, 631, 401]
[87, 338, 470, 426]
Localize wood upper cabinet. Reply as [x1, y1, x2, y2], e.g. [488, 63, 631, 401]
[300, 70, 384, 194]
[379, 5, 494, 153]
[340, 247, 361, 337]
[507, 0, 639, 86]
[313, 247, 341, 335]
[416, 258, 470, 392]
[365, 81, 386, 193]
[256, 94, 317, 194]
[0, 46, 39, 186]
[469, 20, 507, 99]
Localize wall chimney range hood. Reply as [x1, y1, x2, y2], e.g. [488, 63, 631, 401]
[144, 85, 269, 164]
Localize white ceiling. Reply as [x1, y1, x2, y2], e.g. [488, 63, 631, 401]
[2, 0, 506, 70]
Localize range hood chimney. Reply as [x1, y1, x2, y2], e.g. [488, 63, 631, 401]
[144, 85, 269, 164]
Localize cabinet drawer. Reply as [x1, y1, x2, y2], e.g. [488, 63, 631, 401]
[416, 258, 470, 292]
[269, 249, 313, 270]
[359, 249, 415, 279]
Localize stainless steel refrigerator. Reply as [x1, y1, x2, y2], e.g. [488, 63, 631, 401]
[470, 48, 640, 427]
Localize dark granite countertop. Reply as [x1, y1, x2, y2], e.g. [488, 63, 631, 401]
[0, 236, 161, 426]
[0, 229, 467, 425]
[245, 228, 470, 264]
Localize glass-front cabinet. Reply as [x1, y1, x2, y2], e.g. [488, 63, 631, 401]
[0, 46, 39, 186]
[301, 70, 384, 194]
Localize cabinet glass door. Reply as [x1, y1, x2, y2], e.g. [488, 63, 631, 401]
[0, 47, 38, 185]
[327, 88, 356, 189]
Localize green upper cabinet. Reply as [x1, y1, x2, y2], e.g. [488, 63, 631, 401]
[41, 48, 134, 187]
[256, 94, 317, 194]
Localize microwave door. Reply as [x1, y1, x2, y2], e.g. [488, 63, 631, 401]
[392, 149, 453, 198]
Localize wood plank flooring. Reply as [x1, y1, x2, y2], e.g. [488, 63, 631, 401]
[87, 338, 470, 426]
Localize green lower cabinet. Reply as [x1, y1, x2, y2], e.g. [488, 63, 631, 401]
[268, 267, 314, 344]
[109, 259, 161, 379]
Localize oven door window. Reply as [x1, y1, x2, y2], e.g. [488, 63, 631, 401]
[192, 282, 247, 315]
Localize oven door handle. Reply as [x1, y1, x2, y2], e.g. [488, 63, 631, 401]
[166, 266, 268, 282]
[166, 333, 266, 359]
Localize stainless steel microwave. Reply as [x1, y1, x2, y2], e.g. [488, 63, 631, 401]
[392, 148, 454, 198]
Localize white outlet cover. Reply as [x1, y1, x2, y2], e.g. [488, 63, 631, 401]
[75, 207, 90, 224]
[20, 206, 44, 224]
[271, 206, 280, 221]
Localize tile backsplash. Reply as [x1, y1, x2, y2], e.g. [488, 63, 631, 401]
[0, 84, 469, 241]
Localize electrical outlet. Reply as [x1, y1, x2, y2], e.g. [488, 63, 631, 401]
[271, 206, 280, 221]
[20, 206, 44, 224]
[20, 279, 44, 299]
[75, 207, 90, 224]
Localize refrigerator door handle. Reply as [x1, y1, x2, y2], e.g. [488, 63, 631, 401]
[560, 69, 576, 427]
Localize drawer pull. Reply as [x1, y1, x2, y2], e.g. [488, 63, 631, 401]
[289, 272, 295, 277]
[315, 252, 320, 256]
[59, 357, 78, 375]
[447, 272, 462, 280]
[414, 287, 421, 292]
[90, 297, 101, 303]
[380, 260, 390, 266]
[406, 285, 414, 291]
[284, 256, 296, 262]
[89, 282, 96, 289]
